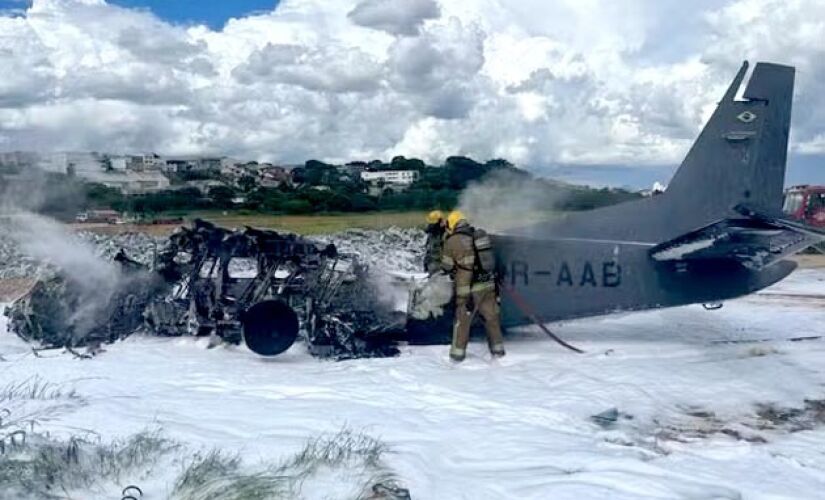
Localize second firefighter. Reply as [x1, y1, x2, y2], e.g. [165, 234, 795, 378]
[441, 210, 505, 362]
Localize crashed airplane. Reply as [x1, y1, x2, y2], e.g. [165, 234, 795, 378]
[6, 220, 406, 359]
[6, 61, 825, 359]
[486, 61, 825, 328]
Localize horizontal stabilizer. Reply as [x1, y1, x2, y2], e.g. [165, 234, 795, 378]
[649, 207, 824, 270]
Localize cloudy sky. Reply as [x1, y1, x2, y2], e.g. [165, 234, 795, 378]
[0, 0, 824, 185]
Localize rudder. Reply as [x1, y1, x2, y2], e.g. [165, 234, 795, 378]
[665, 61, 795, 222]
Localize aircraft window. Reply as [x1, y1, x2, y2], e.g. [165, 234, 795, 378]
[783, 193, 803, 214]
[228, 258, 258, 278]
[198, 259, 220, 278]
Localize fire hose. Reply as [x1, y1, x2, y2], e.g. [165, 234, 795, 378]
[497, 279, 584, 354]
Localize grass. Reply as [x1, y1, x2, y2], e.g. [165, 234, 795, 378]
[173, 427, 401, 500]
[0, 376, 83, 404]
[0, 429, 178, 499]
[0, 386, 407, 500]
[172, 450, 288, 500]
[183, 210, 428, 235]
[0, 376, 87, 443]
[166, 209, 564, 234]
[77, 210, 428, 236]
[76, 207, 565, 237]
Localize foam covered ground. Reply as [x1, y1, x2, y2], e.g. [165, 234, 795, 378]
[1, 269, 825, 499]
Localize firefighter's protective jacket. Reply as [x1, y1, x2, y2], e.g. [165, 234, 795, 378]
[424, 223, 445, 274]
[441, 220, 504, 359]
[440, 221, 494, 296]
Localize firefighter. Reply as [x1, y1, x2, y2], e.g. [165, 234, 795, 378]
[424, 210, 447, 274]
[441, 210, 505, 361]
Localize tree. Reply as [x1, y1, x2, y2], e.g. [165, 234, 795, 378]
[485, 158, 514, 170]
[283, 199, 312, 214]
[350, 193, 377, 211]
[291, 167, 307, 185]
[84, 183, 124, 209]
[391, 155, 426, 171]
[208, 185, 236, 209]
[444, 156, 485, 189]
[305, 159, 332, 170]
[238, 175, 258, 192]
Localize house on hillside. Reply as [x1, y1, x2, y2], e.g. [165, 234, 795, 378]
[40, 152, 104, 176]
[220, 161, 248, 182]
[338, 162, 366, 179]
[83, 171, 171, 194]
[131, 153, 165, 171]
[0, 151, 38, 168]
[361, 169, 420, 196]
[259, 165, 290, 188]
[110, 157, 130, 171]
[163, 156, 222, 173]
[360, 169, 419, 186]
[184, 179, 227, 194]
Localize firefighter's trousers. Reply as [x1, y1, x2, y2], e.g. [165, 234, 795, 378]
[450, 285, 504, 360]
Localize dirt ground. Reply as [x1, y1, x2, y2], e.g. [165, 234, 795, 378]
[0, 277, 35, 302]
[68, 222, 181, 236]
[793, 253, 825, 269]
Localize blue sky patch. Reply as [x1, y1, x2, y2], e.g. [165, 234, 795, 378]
[0, 1, 279, 29]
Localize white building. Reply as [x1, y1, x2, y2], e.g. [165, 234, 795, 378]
[184, 179, 226, 194]
[360, 170, 419, 186]
[82, 171, 171, 194]
[139, 153, 165, 170]
[39, 152, 103, 175]
[110, 157, 129, 171]
[163, 156, 222, 173]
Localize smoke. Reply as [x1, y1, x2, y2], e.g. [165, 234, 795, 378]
[0, 165, 85, 219]
[367, 271, 411, 312]
[1, 161, 125, 342]
[6, 213, 125, 340]
[457, 169, 568, 233]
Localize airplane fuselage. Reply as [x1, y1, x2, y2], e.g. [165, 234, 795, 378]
[493, 235, 796, 328]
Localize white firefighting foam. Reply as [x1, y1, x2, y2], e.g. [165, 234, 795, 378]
[1, 268, 825, 499]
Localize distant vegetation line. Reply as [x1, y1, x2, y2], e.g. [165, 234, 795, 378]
[0, 155, 642, 221]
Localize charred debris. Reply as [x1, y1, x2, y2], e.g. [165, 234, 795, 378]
[4, 220, 410, 360]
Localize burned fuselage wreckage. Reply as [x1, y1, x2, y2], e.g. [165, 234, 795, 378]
[5, 220, 414, 359]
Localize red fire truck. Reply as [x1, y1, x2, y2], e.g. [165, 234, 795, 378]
[783, 185, 825, 228]
[784, 186, 825, 252]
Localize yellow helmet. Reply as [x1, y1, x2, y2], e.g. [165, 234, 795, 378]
[426, 210, 444, 224]
[446, 210, 466, 232]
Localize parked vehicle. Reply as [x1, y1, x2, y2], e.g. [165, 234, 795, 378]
[784, 185, 825, 251]
[783, 185, 825, 227]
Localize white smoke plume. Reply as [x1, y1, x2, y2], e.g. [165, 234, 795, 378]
[5, 212, 125, 340]
[457, 169, 568, 233]
[7, 213, 120, 288]
[0, 165, 130, 343]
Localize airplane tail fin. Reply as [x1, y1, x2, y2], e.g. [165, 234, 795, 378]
[664, 61, 795, 222]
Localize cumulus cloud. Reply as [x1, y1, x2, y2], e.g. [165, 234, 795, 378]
[348, 0, 440, 36]
[388, 18, 486, 119]
[0, 0, 824, 167]
[233, 42, 384, 93]
[0, 17, 56, 107]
